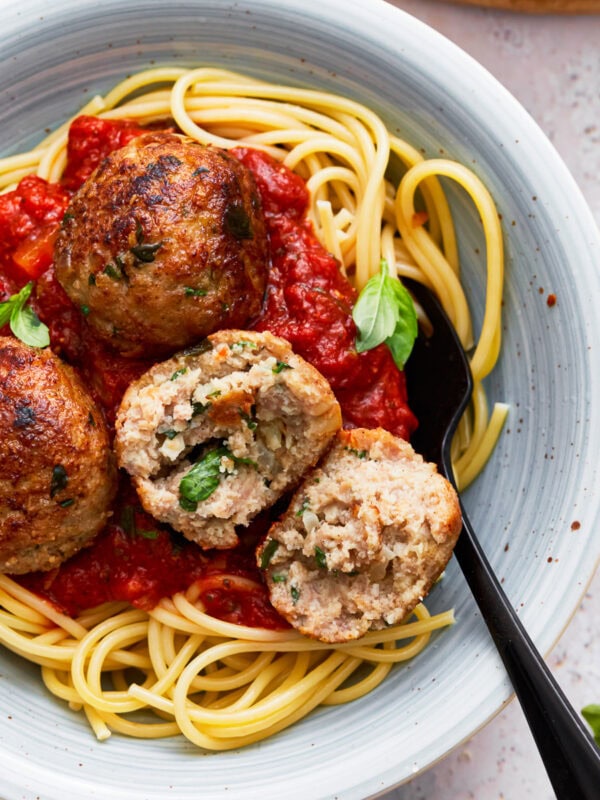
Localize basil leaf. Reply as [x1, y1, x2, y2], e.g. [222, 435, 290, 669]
[0, 282, 50, 348]
[582, 705, 600, 746]
[11, 304, 50, 348]
[0, 301, 12, 328]
[178, 445, 257, 507]
[179, 495, 198, 513]
[387, 278, 418, 369]
[352, 260, 397, 352]
[352, 260, 417, 370]
[179, 446, 228, 505]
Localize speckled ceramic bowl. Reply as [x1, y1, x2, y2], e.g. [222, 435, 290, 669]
[1, 2, 599, 799]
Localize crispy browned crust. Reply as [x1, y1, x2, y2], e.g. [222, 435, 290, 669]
[54, 132, 269, 358]
[0, 337, 117, 574]
[258, 427, 462, 643]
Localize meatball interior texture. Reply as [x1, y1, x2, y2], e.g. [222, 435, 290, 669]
[115, 329, 342, 550]
[0, 337, 117, 574]
[258, 427, 462, 643]
[54, 132, 269, 358]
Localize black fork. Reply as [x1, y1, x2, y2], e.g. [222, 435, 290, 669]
[404, 278, 600, 800]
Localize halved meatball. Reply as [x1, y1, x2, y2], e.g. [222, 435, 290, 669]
[115, 329, 342, 549]
[257, 427, 462, 643]
[54, 132, 269, 358]
[0, 337, 117, 574]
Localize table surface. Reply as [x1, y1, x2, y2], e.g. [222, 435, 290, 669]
[381, 2, 600, 799]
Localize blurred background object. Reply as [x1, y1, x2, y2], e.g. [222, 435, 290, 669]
[437, 0, 600, 12]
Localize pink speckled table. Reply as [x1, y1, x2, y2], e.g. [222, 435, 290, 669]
[382, 3, 600, 798]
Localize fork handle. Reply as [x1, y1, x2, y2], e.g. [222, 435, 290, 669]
[454, 503, 600, 799]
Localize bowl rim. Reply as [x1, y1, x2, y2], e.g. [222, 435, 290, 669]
[1, 2, 600, 799]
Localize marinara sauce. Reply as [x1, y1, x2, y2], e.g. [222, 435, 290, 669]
[3, 116, 416, 627]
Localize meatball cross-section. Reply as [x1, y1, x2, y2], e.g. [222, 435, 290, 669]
[115, 329, 342, 549]
[257, 427, 462, 643]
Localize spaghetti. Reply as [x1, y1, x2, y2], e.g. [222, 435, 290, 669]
[0, 66, 506, 747]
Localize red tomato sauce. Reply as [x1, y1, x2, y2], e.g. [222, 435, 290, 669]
[233, 147, 417, 440]
[3, 117, 416, 628]
[19, 481, 284, 627]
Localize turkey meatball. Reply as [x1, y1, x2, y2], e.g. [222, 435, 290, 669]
[0, 337, 117, 574]
[54, 132, 269, 358]
[115, 329, 342, 549]
[257, 427, 462, 643]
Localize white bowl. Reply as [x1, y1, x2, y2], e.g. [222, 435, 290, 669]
[1, 2, 599, 799]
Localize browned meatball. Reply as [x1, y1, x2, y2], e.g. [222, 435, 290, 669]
[0, 337, 117, 574]
[54, 132, 269, 358]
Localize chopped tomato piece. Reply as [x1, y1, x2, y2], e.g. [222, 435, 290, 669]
[12, 223, 60, 278]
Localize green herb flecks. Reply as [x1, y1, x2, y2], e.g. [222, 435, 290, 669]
[345, 447, 367, 459]
[139, 530, 159, 540]
[162, 429, 180, 440]
[59, 498, 75, 508]
[260, 538, 279, 569]
[130, 220, 162, 264]
[0, 282, 50, 348]
[50, 465, 68, 498]
[290, 585, 300, 604]
[119, 505, 136, 535]
[184, 287, 208, 297]
[295, 497, 310, 517]
[272, 361, 292, 374]
[170, 367, 188, 381]
[130, 240, 163, 263]
[182, 339, 213, 357]
[352, 259, 417, 370]
[314, 546, 327, 569]
[103, 260, 124, 281]
[239, 409, 257, 430]
[224, 204, 253, 240]
[582, 705, 600, 746]
[271, 573, 287, 583]
[191, 401, 211, 417]
[120, 504, 161, 540]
